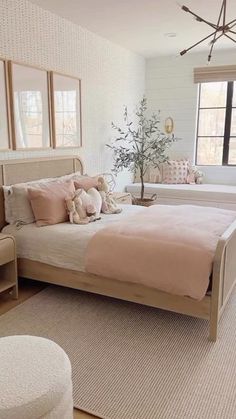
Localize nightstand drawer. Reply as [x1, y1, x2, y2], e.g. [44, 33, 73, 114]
[0, 237, 15, 265]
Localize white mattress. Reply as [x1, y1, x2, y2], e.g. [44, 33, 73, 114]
[126, 183, 236, 204]
[2, 205, 142, 272]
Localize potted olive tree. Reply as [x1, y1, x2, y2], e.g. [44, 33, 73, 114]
[107, 97, 177, 205]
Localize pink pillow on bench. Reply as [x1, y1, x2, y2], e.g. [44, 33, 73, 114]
[161, 160, 189, 184]
[28, 180, 75, 227]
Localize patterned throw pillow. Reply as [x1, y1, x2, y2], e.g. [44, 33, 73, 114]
[161, 160, 189, 184]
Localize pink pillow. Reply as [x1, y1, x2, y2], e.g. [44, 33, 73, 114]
[28, 180, 75, 227]
[74, 176, 99, 191]
[161, 160, 189, 184]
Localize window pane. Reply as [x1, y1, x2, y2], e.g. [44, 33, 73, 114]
[231, 109, 236, 136]
[198, 109, 225, 136]
[196, 137, 223, 165]
[200, 82, 227, 108]
[229, 138, 236, 164]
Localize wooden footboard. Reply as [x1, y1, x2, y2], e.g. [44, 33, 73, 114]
[18, 216, 236, 343]
[17, 258, 211, 320]
[16, 222, 236, 343]
[210, 220, 236, 341]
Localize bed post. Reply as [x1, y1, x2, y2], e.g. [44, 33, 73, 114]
[209, 240, 225, 341]
[209, 297, 220, 342]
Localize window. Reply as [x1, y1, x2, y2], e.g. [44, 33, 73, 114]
[196, 81, 236, 166]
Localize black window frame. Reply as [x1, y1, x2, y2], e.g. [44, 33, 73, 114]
[195, 81, 236, 166]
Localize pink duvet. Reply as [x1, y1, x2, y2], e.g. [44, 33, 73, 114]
[85, 205, 236, 300]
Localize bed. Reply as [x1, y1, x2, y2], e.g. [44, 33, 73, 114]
[0, 156, 236, 341]
[3, 205, 142, 272]
[126, 182, 236, 210]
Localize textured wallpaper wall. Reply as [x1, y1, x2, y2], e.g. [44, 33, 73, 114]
[0, 0, 145, 189]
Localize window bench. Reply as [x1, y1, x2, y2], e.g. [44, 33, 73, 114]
[125, 183, 236, 210]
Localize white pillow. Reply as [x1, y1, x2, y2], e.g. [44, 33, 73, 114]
[6, 185, 35, 225]
[3, 171, 82, 225]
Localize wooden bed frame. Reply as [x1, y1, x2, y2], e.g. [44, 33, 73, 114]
[0, 155, 236, 341]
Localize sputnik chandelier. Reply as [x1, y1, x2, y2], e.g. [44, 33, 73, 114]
[180, 0, 236, 62]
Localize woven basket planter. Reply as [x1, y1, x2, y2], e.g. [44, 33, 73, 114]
[132, 194, 157, 207]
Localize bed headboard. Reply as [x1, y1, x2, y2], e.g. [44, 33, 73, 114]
[0, 155, 84, 230]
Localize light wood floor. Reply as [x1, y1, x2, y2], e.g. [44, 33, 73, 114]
[0, 278, 97, 419]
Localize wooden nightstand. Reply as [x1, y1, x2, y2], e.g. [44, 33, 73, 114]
[112, 192, 132, 205]
[0, 234, 18, 299]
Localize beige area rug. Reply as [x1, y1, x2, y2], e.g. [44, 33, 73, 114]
[1, 286, 236, 419]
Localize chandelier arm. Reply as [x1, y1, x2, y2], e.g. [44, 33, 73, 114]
[216, 0, 227, 29]
[210, 1, 225, 49]
[182, 6, 218, 30]
[208, 32, 225, 62]
[224, 33, 236, 43]
[180, 31, 217, 56]
[229, 22, 236, 31]
[223, 0, 226, 27]
[212, 32, 225, 43]
[226, 18, 236, 26]
[208, 41, 216, 63]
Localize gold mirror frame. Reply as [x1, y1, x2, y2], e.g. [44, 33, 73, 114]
[164, 117, 174, 135]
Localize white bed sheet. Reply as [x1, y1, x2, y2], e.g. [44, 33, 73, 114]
[2, 205, 142, 272]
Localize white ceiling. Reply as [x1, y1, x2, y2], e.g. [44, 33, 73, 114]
[29, 0, 236, 57]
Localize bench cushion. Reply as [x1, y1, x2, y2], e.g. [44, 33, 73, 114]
[126, 183, 236, 210]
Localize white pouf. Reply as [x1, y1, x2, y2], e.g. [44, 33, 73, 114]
[0, 335, 73, 419]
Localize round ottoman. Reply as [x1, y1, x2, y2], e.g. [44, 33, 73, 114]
[0, 335, 73, 419]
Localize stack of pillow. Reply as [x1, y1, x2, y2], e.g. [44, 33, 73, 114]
[3, 173, 102, 228]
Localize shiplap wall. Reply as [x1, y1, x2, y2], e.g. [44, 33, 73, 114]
[0, 0, 145, 190]
[146, 49, 236, 185]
